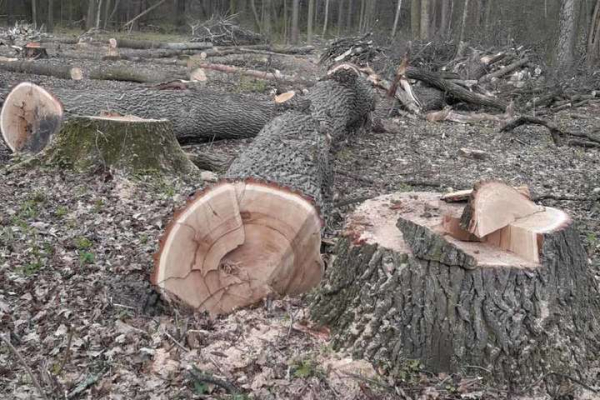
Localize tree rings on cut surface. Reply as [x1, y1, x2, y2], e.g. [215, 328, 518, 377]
[153, 180, 324, 315]
[0, 82, 63, 153]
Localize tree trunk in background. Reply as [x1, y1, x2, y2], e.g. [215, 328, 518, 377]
[103, 0, 112, 29]
[96, 0, 103, 29]
[31, 0, 38, 28]
[556, 0, 579, 71]
[459, 0, 470, 43]
[391, 0, 402, 38]
[347, 0, 354, 32]
[337, 0, 345, 34]
[358, 0, 365, 33]
[323, 0, 330, 35]
[411, 0, 420, 38]
[47, 0, 54, 32]
[7, 0, 13, 27]
[587, 0, 600, 66]
[86, 0, 96, 30]
[263, 0, 272, 39]
[440, 0, 450, 37]
[250, 0, 262, 33]
[420, 0, 430, 39]
[291, 0, 300, 44]
[308, 0, 315, 43]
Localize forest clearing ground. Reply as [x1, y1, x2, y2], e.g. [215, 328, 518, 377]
[0, 38, 599, 399]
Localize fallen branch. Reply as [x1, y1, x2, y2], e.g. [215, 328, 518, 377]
[479, 57, 530, 82]
[189, 366, 240, 394]
[1, 333, 49, 400]
[500, 115, 600, 146]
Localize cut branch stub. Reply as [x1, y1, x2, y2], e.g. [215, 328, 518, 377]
[1, 82, 63, 153]
[153, 180, 323, 315]
[460, 180, 543, 238]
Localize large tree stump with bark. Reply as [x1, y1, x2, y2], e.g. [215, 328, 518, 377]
[152, 68, 375, 315]
[1, 83, 274, 147]
[39, 115, 198, 175]
[309, 185, 600, 385]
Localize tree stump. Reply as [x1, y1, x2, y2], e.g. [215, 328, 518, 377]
[309, 191, 600, 385]
[41, 115, 198, 176]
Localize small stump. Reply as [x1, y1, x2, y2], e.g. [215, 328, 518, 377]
[42, 115, 198, 176]
[309, 191, 600, 385]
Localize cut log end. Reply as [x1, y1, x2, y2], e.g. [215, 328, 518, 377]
[70, 67, 83, 81]
[1, 82, 63, 153]
[189, 68, 207, 82]
[274, 91, 296, 104]
[153, 179, 324, 315]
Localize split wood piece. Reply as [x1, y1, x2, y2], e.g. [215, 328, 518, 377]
[275, 91, 296, 103]
[153, 68, 375, 315]
[457, 147, 489, 160]
[0, 82, 63, 153]
[115, 38, 213, 50]
[406, 67, 508, 111]
[309, 191, 600, 384]
[106, 38, 119, 59]
[3, 83, 274, 146]
[89, 66, 183, 83]
[459, 181, 543, 238]
[39, 115, 198, 176]
[187, 59, 313, 86]
[0, 60, 83, 80]
[441, 185, 530, 202]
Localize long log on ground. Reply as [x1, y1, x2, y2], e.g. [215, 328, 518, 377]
[406, 67, 508, 111]
[39, 115, 198, 176]
[152, 68, 374, 315]
[89, 66, 185, 83]
[115, 38, 212, 50]
[309, 187, 600, 385]
[479, 57, 531, 83]
[1, 83, 274, 147]
[187, 60, 314, 86]
[0, 60, 83, 80]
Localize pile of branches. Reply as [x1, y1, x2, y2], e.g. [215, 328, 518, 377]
[0, 21, 48, 47]
[189, 15, 264, 46]
[319, 32, 382, 67]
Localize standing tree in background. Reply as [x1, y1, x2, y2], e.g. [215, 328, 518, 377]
[322, 0, 330, 36]
[411, 0, 420, 38]
[262, 0, 272, 39]
[556, 0, 579, 70]
[47, 0, 54, 32]
[459, 0, 470, 43]
[420, 0, 429, 39]
[308, 0, 315, 43]
[291, 0, 300, 44]
[391, 0, 403, 38]
[86, 0, 96, 30]
[440, 0, 451, 38]
[587, 0, 600, 66]
[31, 0, 38, 28]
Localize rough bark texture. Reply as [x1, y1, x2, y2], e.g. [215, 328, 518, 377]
[116, 38, 212, 50]
[556, 0, 579, 71]
[310, 192, 600, 385]
[40, 116, 198, 176]
[46, 87, 274, 143]
[89, 66, 181, 83]
[0, 61, 82, 80]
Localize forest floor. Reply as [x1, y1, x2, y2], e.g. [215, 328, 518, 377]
[0, 35, 599, 400]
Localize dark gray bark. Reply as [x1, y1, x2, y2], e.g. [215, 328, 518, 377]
[89, 66, 183, 83]
[310, 198, 600, 385]
[291, 0, 300, 44]
[226, 69, 374, 216]
[47, 88, 275, 143]
[115, 38, 212, 50]
[47, 0, 54, 33]
[556, 0, 579, 71]
[0, 61, 81, 80]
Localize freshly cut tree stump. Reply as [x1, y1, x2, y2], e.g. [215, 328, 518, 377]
[153, 68, 375, 315]
[1, 83, 274, 145]
[40, 115, 198, 175]
[1, 82, 63, 153]
[309, 191, 600, 384]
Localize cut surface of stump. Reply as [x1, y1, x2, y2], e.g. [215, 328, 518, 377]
[40, 115, 198, 176]
[460, 180, 543, 237]
[153, 180, 323, 315]
[309, 191, 600, 385]
[1, 82, 63, 153]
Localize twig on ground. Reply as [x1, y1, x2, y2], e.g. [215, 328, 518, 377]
[0, 333, 49, 400]
[189, 365, 240, 394]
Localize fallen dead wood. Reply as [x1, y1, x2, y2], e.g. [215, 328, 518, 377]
[115, 38, 212, 50]
[152, 68, 374, 315]
[309, 185, 600, 384]
[89, 66, 184, 83]
[479, 57, 530, 82]
[187, 59, 314, 86]
[0, 60, 82, 80]
[1, 83, 274, 147]
[500, 115, 600, 146]
[426, 106, 513, 124]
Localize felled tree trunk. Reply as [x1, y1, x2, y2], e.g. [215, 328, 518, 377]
[1, 83, 274, 146]
[0, 60, 82, 80]
[41, 115, 198, 175]
[152, 67, 374, 315]
[187, 60, 314, 86]
[309, 191, 600, 385]
[89, 66, 184, 83]
[115, 38, 212, 50]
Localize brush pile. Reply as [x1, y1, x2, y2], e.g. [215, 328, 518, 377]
[319, 32, 382, 67]
[189, 15, 264, 46]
